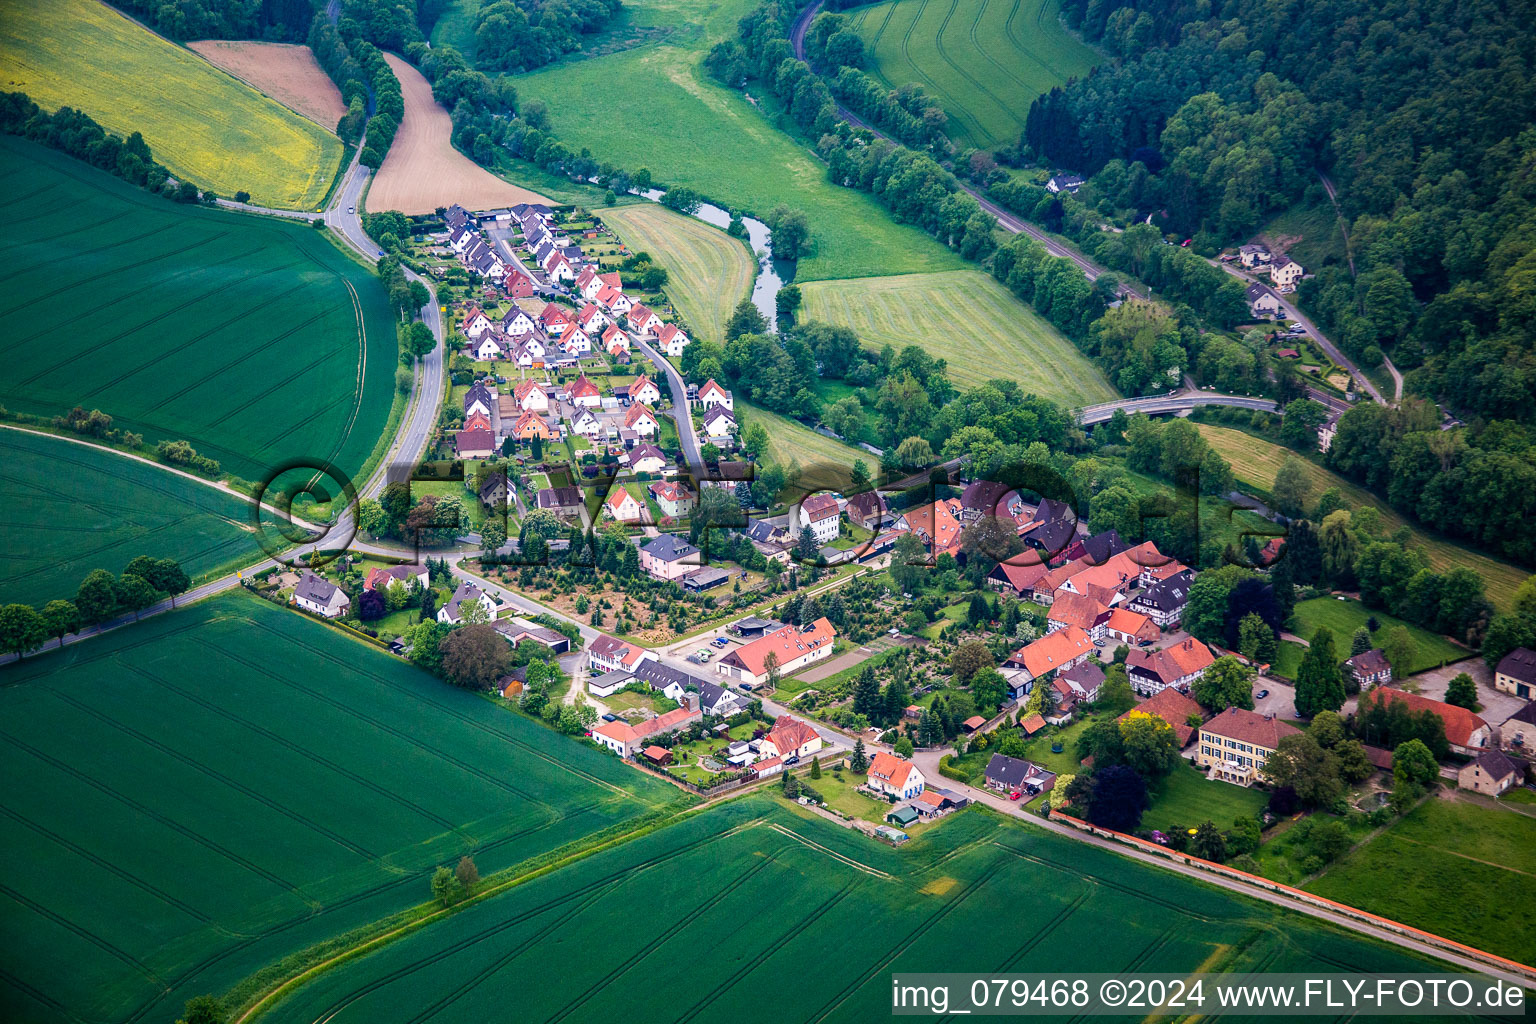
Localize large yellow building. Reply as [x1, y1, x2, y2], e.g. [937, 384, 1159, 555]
[1197, 708, 1301, 787]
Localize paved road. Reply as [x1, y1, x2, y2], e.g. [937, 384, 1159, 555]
[1078, 390, 1278, 425]
[906, 748, 1534, 984]
[4, 143, 446, 665]
[630, 334, 703, 467]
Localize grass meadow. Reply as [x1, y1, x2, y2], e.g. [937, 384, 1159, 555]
[849, 0, 1101, 150]
[1195, 423, 1526, 611]
[600, 203, 754, 344]
[1307, 799, 1536, 964]
[0, 138, 398, 483]
[1289, 598, 1467, 673]
[799, 270, 1117, 402]
[509, 0, 968, 282]
[0, 592, 684, 1024]
[0, 0, 344, 209]
[0, 430, 260, 604]
[258, 797, 1455, 1023]
[736, 399, 872, 477]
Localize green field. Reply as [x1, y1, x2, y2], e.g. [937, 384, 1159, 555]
[1195, 423, 1526, 611]
[510, 0, 968, 282]
[801, 270, 1117, 401]
[0, 592, 682, 1024]
[0, 138, 397, 483]
[737, 399, 872, 477]
[0, 430, 261, 604]
[0, 0, 344, 209]
[257, 797, 1458, 1023]
[849, 0, 1101, 150]
[1289, 598, 1467, 674]
[1307, 799, 1536, 964]
[601, 203, 754, 344]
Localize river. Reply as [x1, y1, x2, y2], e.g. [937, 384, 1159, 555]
[637, 189, 789, 329]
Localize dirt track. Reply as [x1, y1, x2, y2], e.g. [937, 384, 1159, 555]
[188, 41, 346, 129]
[369, 54, 550, 215]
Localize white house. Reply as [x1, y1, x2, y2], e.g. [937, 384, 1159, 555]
[438, 581, 498, 625]
[502, 309, 536, 337]
[293, 572, 349, 618]
[758, 715, 822, 761]
[867, 751, 926, 799]
[461, 307, 494, 339]
[656, 323, 690, 358]
[796, 493, 841, 544]
[626, 374, 661, 408]
[602, 324, 630, 355]
[716, 618, 837, 687]
[696, 379, 733, 410]
[1246, 282, 1282, 319]
[568, 374, 603, 408]
[623, 403, 660, 438]
[570, 407, 602, 437]
[472, 335, 505, 361]
[589, 635, 651, 674]
[604, 487, 645, 523]
[628, 444, 667, 474]
[513, 378, 551, 413]
[701, 405, 737, 444]
[1269, 256, 1304, 291]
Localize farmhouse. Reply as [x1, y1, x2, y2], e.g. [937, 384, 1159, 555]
[640, 533, 700, 580]
[759, 715, 822, 761]
[1197, 708, 1302, 786]
[1104, 608, 1159, 645]
[1505, 703, 1536, 751]
[1127, 569, 1194, 628]
[988, 559, 1050, 600]
[1126, 639, 1214, 696]
[1017, 498, 1078, 559]
[293, 572, 349, 618]
[1495, 647, 1536, 700]
[1360, 688, 1491, 756]
[1063, 529, 1129, 566]
[438, 581, 498, 625]
[1344, 649, 1392, 688]
[866, 751, 926, 799]
[716, 618, 837, 686]
[1002, 627, 1095, 693]
[983, 753, 1056, 795]
[591, 706, 702, 758]
[1047, 591, 1110, 639]
[1458, 749, 1521, 796]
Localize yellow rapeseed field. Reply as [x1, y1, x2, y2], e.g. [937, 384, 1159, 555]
[0, 0, 344, 209]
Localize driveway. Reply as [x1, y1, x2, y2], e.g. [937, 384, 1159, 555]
[1252, 677, 1299, 720]
[794, 645, 881, 685]
[1407, 658, 1523, 726]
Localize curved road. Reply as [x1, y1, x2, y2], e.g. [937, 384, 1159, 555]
[1078, 390, 1277, 425]
[4, 144, 447, 665]
[630, 335, 703, 467]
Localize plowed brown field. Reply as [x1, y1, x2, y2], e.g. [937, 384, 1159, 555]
[188, 40, 346, 129]
[369, 53, 550, 215]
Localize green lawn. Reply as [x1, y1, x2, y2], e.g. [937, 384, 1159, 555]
[804, 769, 899, 825]
[848, 0, 1101, 150]
[0, 138, 398, 484]
[799, 270, 1117, 401]
[1306, 799, 1536, 964]
[0, 429, 263, 604]
[1141, 762, 1269, 834]
[256, 797, 1459, 1024]
[1271, 640, 1306, 681]
[1289, 598, 1466, 674]
[1195, 423, 1527, 612]
[600, 203, 753, 344]
[0, 592, 684, 1024]
[509, 0, 968, 282]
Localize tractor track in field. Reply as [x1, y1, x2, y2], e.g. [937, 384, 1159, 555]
[966, 0, 1037, 97]
[932, 0, 1026, 136]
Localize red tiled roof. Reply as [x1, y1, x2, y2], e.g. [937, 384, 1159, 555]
[868, 750, 917, 788]
[1120, 688, 1203, 746]
[1010, 627, 1095, 678]
[1360, 688, 1489, 748]
[1200, 707, 1302, 750]
[721, 618, 837, 677]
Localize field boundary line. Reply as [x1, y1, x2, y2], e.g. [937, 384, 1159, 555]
[765, 822, 894, 878]
[232, 807, 744, 1023]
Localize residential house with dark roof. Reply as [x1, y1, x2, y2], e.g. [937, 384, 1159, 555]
[1504, 703, 1536, 751]
[844, 491, 888, 530]
[1053, 660, 1106, 711]
[438, 581, 498, 625]
[293, 572, 349, 618]
[696, 679, 746, 718]
[640, 533, 700, 580]
[1127, 569, 1194, 628]
[1063, 529, 1129, 566]
[959, 480, 1021, 521]
[537, 486, 584, 517]
[492, 618, 572, 653]
[1196, 708, 1302, 786]
[983, 753, 1057, 795]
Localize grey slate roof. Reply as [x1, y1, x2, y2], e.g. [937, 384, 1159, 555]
[643, 533, 699, 563]
[1497, 647, 1536, 686]
[1135, 569, 1195, 612]
[294, 572, 342, 605]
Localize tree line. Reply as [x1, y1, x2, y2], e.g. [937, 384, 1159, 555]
[108, 0, 317, 42]
[0, 557, 191, 658]
[308, 14, 404, 168]
[0, 93, 181, 198]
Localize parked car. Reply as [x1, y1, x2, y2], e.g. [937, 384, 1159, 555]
[1256, 689, 1270, 700]
[601, 713, 617, 722]
[712, 637, 729, 648]
[1009, 790, 1022, 801]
